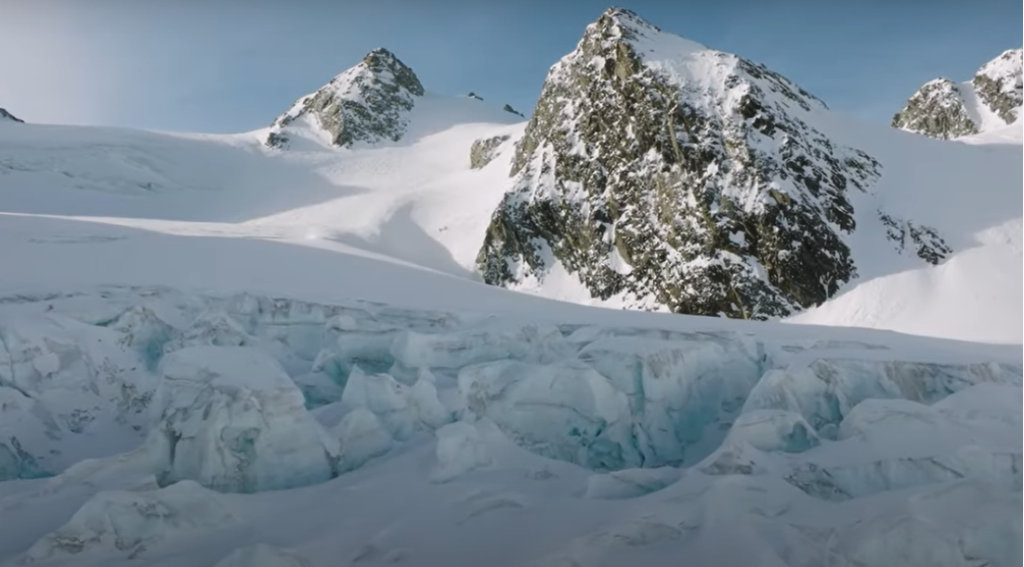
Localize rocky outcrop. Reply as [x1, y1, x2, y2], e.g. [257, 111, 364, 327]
[469, 135, 510, 169]
[265, 48, 424, 148]
[879, 211, 952, 265]
[973, 48, 1023, 124]
[502, 104, 525, 118]
[476, 8, 880, 319]
[891, 79, 979, 139]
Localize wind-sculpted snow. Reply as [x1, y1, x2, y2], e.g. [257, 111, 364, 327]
[0, 287, 1020, 566]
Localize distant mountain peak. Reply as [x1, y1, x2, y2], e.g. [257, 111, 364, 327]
[502, 104, 524, 117]
[893, 48, 1022, 139]
[0, 107, 23, 123]
[596, 6, 661, 34]
[265, 48, 424, 148]
[972, 48, 1023, 124]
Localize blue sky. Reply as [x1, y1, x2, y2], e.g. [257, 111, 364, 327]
[1, 0, 1020, 132]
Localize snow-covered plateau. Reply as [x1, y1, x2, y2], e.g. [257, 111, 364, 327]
[0, 7, 1020, 567]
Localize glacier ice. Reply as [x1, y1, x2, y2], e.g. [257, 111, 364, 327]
[724, 409, 819, 453]
[340, 366, 414, 440]
[0, 315, 97, 397]
[431, 421, 492, 482]
[743, 359, 1021, 435]
[25, 480, 233, 561]
[333, 407, 393, 472]
[146, 346, 336, 492]
[458, 360, 637, 470]
[389, 324, 574, 377]
[0, 314, 154, 478]
[0, 289, 1021, 567]
[101, 305, 178, 370]
[408, 370, 454, 429]
[162, 310, 254, 353]
[576, 333, 764, 465]
[214, 543, 311, 567]
[781, 384, 1022, 500]
[0, 387, 52, 480]
[832, 480, 1023, 567]
[584, 466, 683, 499]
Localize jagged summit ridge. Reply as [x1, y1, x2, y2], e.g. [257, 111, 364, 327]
[893, 48, 1022, 139]
[477, 8, 879, 319]
[265, 48, 424, 148]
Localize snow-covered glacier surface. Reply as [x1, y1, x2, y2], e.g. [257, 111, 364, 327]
[0, 287, 1019, 567]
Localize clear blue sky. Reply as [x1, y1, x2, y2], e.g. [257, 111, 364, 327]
[1, 0, 1020, 132]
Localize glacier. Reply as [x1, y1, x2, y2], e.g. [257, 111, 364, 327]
[0, 287, 1018, 566]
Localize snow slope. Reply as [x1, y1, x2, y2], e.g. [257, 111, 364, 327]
[1, 41, 1019, 344]
[788, 110, 1023, 343]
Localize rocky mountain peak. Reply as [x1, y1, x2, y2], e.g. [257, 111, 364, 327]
[891, 78, 978, 139]
[265, 48, 424, 148]
[477, 8, 881, 319]
[972, 48, 1022, 124]
[591, 7, 662, 37]
[893, 48, 1022, 139]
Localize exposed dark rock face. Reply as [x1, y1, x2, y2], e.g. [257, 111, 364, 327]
[265, 48, 424, 148]
[502, 104, 525, 118]
[476, 8, 880, 319]
[878, 212, 952, 265]
[891, 79, 979, 139]
[972, 48, 1023, 125]
[470, 135, 511, 169]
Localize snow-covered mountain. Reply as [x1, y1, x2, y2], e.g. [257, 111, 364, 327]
[478, 9, 883, 319]
[892, 48, 1022, 139]
[0, 7, 1020, 567]
[476, 8, 1020, 331]
[264, 48, 426, 149]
